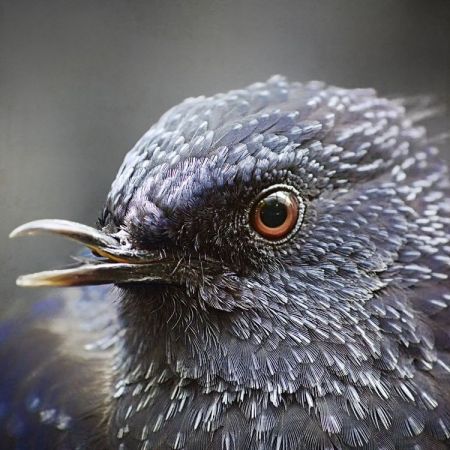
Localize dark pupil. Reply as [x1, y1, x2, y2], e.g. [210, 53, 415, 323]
[260, 195, 288, 228]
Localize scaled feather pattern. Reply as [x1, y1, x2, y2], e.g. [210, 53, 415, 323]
[1, 76, 450, 449]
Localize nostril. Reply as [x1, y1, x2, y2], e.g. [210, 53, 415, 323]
[112, 229, 132, 248]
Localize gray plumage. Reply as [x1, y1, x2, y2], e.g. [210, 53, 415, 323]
[1, 76, 449, 449]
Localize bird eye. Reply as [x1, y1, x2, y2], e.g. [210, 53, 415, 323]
[250, 187, 302, 241]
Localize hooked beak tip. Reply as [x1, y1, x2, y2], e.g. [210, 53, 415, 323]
[9, 225, 28, 239]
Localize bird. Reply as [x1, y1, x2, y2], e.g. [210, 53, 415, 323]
[1, 75, 450, 450]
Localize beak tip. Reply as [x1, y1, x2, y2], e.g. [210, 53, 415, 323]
[9, 228, 21, 239]
[9, 224, 33, 239]
[16, 276, 29, 287]
[16, 274, 48, 288]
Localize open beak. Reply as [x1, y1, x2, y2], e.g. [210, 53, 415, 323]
[9, 219, 176, 287]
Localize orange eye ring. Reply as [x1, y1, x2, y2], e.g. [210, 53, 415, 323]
[250, 189, 301, 241]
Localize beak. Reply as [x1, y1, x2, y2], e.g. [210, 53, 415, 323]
[10, 219, 176, 287]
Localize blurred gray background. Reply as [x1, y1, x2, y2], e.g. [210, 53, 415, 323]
[1, 0, 449, 310]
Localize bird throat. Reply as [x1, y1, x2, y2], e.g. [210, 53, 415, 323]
[110, 284, 253, 444]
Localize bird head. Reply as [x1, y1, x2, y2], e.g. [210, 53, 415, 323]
[11, 76, 447, 384]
